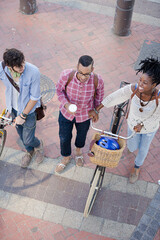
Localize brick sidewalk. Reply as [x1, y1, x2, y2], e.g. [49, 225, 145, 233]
[0, 0, 160, 239]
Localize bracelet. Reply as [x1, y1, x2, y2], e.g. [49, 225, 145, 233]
[20, 114, 26, 120]
[22, 112, 28, 118]
[94, 108, 99, 114]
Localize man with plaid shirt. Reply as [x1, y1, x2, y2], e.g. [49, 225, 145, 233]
[56, 55, 104, 173]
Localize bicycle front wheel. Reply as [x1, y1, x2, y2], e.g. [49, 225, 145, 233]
[0, 129, 7, 157]
[84, 167, 102, 217]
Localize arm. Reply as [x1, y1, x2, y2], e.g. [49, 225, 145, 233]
[15, 69, 41, 125]
[101, 84, 132, 108]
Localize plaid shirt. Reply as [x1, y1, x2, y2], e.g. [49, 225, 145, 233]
[56, 69, 104, 123]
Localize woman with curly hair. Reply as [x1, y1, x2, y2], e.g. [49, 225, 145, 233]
[94, 58, 160, 183]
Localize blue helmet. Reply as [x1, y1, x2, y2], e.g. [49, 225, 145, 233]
[97, 136, 120, 150]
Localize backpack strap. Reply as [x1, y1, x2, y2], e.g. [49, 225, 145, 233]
[65, 70, 76, 92]
[93, 73, 98, 98]
[130, 83, 138, 100]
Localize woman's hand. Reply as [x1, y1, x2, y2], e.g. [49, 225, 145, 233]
[133, 123, 143, 132]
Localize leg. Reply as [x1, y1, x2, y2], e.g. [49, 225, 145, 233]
[22, 112, 40, 151]
[127, 126, 140, 152]
[75, 119, 90, 166]
[135, 131, 156, 167]
[20, 112, 44, 168]
[55, 112, 74, 173]
[129, 130, 156, 183]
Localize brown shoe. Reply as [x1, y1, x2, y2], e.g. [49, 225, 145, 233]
[34, 140, 44, 164]
[21, 150, 34, 168]
[129, 167, 140, 184]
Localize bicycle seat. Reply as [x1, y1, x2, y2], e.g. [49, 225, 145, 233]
[97, 136, 120, 150]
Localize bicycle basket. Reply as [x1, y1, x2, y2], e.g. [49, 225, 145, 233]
[89, 133, 126, 168]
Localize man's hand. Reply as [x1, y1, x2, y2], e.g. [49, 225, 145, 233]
[64, 103, 76, 115]
[133, 123, 143, 133]
[13, 115, 26, 126]
[88, 110, 99, 123]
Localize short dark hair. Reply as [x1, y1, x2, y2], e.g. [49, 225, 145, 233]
[3, 48, 25, 68]
[78, 55, 94, 67]
[136, 57, 160, 86]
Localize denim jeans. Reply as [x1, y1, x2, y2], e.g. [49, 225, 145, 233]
[127, 126, 156, 167]
[58, 111, 90, 157]
[12, 108, 40, 152]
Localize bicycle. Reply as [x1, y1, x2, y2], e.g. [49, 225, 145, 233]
[0, 109, 12, 157]
[83, 81, 133, 217]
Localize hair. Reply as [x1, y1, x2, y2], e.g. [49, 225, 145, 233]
[3, 48, 25, 68]
[136, 57, 160, 86]
[78, 55, 94, 67]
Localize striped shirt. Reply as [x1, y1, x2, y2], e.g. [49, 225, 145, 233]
[56, 69, 104, 122]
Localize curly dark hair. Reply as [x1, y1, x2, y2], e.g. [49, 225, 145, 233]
[3, 48, 25, 68]
[136, 57, 160, 86]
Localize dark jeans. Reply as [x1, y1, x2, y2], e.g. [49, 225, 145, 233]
[58, 111, 90, 157]
[12, 108, 40, 152]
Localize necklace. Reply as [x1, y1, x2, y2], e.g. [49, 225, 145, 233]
[139, 91, 155, 112]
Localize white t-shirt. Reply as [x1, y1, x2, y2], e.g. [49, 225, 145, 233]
[12, 82, 20, 111]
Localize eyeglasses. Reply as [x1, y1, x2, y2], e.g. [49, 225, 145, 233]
[77, 71, 91, 78]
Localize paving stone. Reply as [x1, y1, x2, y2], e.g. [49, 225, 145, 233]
[80, 215, 103, 234]
[147, 226, 158, 237]
[109, 175, 127, 193]
[0, 190, 11, 208]
[154, 211, 160, 224]
[137, 223, 147, 232]
[132, 230, 143, 240]
[150, 199, 160, 210]
[141, 235, 153, 240]
[140, 214, 152, 225]
[102, 219, 135, 240]
[7, 194, 28, 214]
[72, 167, 94, 183]
[146, 182, 159, 198]
[62, 209, 83, 229]
[126, 180, 148, 197]
[43, 203, 66, 223]
[154, 192, 160, 201]
[145, 206, 157, 217]
[24, 199, 47, 219]
[150, 219, 160, 230]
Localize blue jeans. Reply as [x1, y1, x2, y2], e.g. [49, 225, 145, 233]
[58, 111, 90, 157]
[12, 109, 40, 152]
[127, 127, 156, 167]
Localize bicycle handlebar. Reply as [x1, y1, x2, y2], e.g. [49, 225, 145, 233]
[91, 121, 135, 140]
[0, 115, 12, 126]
